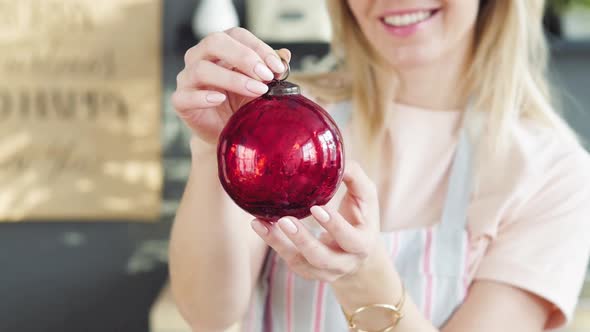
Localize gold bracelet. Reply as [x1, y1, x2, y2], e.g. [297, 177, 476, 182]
[341, 284, 405, 332]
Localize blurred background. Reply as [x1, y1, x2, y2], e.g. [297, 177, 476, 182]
[0, 1, 588, 331]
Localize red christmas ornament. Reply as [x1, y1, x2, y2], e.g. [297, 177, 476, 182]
[217, 75, 345, 223]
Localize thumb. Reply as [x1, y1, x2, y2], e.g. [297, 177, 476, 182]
[342, 160, 377, 205]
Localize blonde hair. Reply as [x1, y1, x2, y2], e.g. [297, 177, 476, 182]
[293, 0, 579, 174]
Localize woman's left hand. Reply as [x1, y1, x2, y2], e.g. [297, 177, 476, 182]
[250, 160, 382, 283]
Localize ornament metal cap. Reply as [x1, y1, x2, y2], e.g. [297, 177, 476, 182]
[267, 58, 300, 96]
[267, 80, 300, 96]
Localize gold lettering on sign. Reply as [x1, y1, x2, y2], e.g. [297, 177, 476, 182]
[0, 138, 104, 182]
[0, 88, 128, 121]
[0, 1, 93, 33]
[2, 52, 115, 78]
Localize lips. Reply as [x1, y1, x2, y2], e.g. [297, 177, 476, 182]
[382, 9, 436, 27]
[379, 8, 440, 37]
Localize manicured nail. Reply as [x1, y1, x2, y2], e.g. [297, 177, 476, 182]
[266, 54, 285, 73]
[206, 92, 226, 103]
[311, 206, 330, 223]
[254, 63, 274, 81]
[278, 217, 298, 234]
[246, 79, 269, 95]
[251, 219, 269, 235]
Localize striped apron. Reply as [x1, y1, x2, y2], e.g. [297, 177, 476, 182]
[243, 101, 476, 331]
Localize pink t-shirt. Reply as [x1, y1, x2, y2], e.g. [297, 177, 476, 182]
[191, 100, 590, 329]
[336, 102, 590, 328]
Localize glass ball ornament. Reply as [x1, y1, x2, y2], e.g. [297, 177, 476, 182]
[217, 71, 345, 223]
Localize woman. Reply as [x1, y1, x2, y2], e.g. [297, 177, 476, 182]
[169, 0, 590, 331]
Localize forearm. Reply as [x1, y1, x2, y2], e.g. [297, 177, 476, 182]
[169, 142, 266, 331]
[331, 240, 551, 332]
[331, 240, 438, 332]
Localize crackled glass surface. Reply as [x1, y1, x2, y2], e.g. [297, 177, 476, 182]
[217, 90, 344, 223]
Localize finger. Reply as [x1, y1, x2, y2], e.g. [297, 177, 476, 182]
[225, 27, 287, 74]
[171, 89, 226, 111]
[277, 217, 353, 272]
[310, 206, 369, 255]
[185, 31, 274, 81]
[180, 60, 269, 96]
[276, 48, 291, 63]
[273, 48, 292, 80]
[214, 49, 287, 73]
[251, 219, 300, 264]
[342, 161, 378, 205]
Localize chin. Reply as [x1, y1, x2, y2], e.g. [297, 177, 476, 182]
[383, 44, 445, 68]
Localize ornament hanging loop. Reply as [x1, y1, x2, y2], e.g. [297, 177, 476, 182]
[276, 58, 290, 81]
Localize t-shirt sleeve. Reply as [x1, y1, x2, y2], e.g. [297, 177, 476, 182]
[474, 145, 590, 329]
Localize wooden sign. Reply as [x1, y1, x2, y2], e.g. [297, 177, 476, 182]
[0, 0, 163, 221]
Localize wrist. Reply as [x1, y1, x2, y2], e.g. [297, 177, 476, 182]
[331, 240, 406, 331]
[189, 136, 216, 166]
[332, 239, 390, 290]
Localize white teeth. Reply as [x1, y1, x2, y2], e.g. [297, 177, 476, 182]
[383, 10, 432, 27]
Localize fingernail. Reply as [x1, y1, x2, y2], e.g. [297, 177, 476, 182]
[206, 92, 226, 103]
[311, 206, 330, 223]
[267, 55, 285, 73]
[251, 219, 269, 235]
[278, 217, 298, 234]
[246, 79, 269, 95]
[254, 63, 274, 81]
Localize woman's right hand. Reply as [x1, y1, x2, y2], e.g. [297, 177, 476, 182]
[172, 27, 291, 144]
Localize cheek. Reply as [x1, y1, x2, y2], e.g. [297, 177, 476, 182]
[345, 0, 379, 49]
[346, 0, 373, 30]
[346, 0, 362, 19]
[443, 0, 479, 40]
